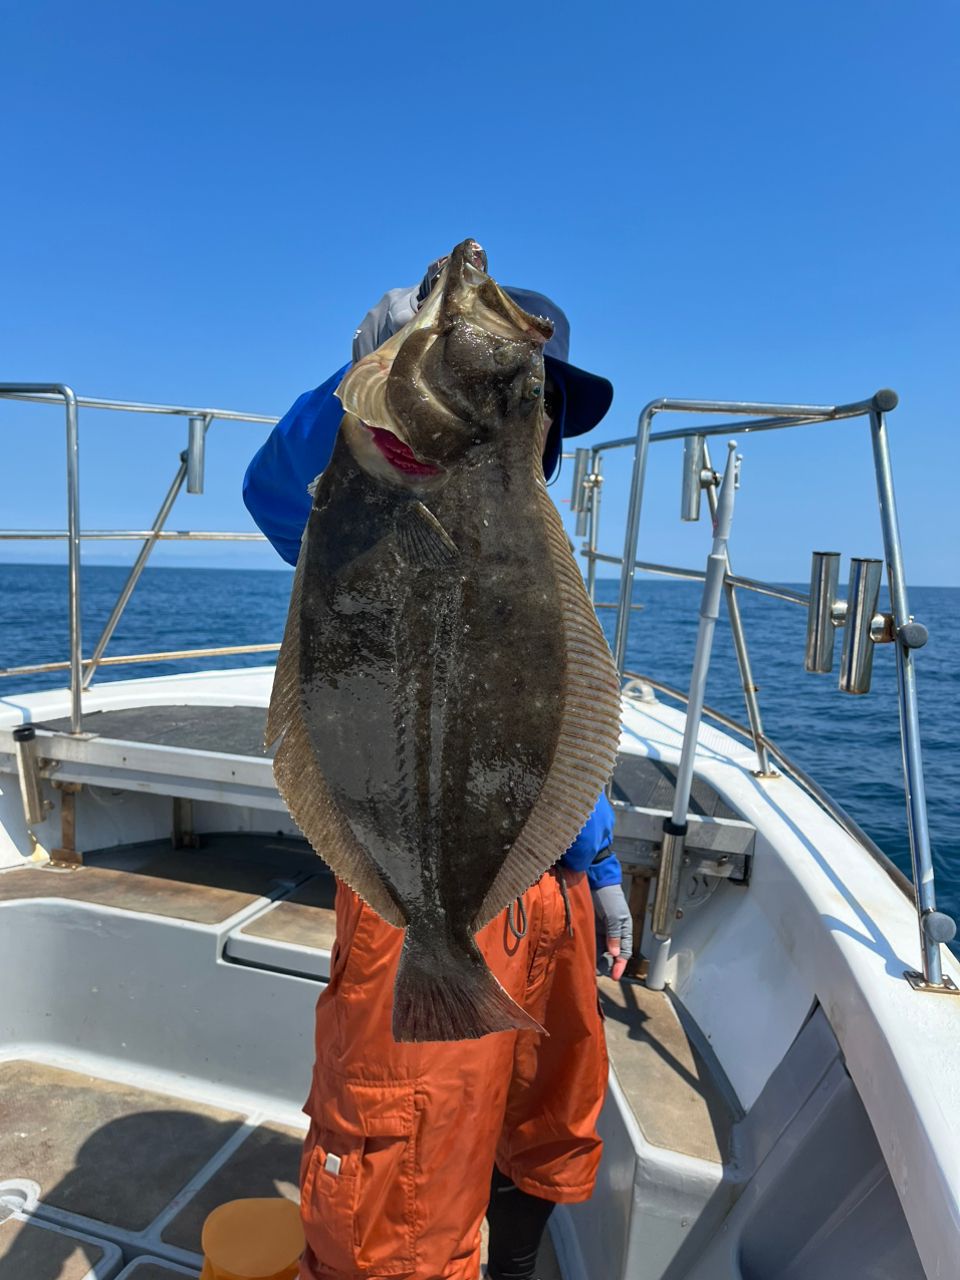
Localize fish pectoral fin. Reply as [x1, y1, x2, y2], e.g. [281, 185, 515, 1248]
[396, 502, 459, 568]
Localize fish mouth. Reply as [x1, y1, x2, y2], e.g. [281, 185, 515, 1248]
[366, 425, 443, 477]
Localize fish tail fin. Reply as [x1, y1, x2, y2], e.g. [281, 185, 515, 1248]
[392, 932, 545, 1043]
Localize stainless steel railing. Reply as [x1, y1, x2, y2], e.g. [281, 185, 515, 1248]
[0, 385, 280, 731]
[571, 389, 955, 992]
[620, 670, 917, 904]
[1, 382, 952, 991]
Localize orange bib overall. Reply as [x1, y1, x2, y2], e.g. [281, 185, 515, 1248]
[299, 869, 608, 1280]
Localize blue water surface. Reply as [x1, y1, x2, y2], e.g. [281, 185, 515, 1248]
[1, 563, 956, 939]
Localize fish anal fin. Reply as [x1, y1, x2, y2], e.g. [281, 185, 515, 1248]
[396, 502, 459, 568]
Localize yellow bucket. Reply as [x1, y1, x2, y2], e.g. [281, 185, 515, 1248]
[200, 1197, 304, 1280]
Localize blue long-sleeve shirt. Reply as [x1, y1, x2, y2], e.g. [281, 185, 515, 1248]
[243, 366, 351, 568]
[243, 377, 620, 889]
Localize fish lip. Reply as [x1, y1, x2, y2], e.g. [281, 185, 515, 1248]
[365, 424, 445, 477]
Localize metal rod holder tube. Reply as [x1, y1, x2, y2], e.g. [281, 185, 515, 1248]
[805, 552, 842, 673]
[870, 409, 945, 986]
[651, 822, 688, 938]
[585, 451, 602, 602]
[681, 434, 705, 522]
[12, 725, 45, 827]
[187, 415, 207, 494]
[570, 448, 590, 514]
[839, 558, 883, 694]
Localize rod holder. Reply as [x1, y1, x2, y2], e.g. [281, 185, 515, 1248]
[570, 448, 591, 538]
[12, 725, 46, 827]
[805, 552, 842, 673]
[187, 415, 207, 494]
[681, 434, 707, 522]
[569, 448, 590, 514]
[839, 558, 883, 694]
[651, 820, 688, 939]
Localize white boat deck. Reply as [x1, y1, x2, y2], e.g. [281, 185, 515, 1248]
[0, 667, 956, 1279]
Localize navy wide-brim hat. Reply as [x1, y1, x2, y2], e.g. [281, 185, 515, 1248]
[352, 276, 614, 482]
[503, 286, 614, 481]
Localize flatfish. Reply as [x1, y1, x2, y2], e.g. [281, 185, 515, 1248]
[267, 239, 621, 1041]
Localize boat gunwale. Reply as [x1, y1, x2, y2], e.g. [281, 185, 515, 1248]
[622, 669, 916, 904]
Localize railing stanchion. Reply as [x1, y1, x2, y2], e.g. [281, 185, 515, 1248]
[63, 387, 82, 733]
[701, 440, 775, 777]
[869, 406, 953, 989]
[647, 442, 742, 990]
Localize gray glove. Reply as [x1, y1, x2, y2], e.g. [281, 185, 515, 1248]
[352, 284, 421, 363]
[592, 882, 634, 980]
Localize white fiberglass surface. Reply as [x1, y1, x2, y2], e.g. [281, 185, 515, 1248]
[0, 666, 276, 731]
[620, 695, 960, 1280]
[0, 667, 281, 868]
[0, 896, 317, 1120]
[2, 670, 959, 1276]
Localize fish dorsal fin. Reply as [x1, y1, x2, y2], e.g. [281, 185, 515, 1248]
[471, 482, 622, 930]
[267, 526, 405, 928]
[396, 502, 459, 568]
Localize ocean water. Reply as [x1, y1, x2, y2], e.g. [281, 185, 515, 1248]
[1, 563, 957, 942]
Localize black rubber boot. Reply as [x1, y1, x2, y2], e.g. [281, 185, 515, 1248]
[485, 1164, 556, 1280]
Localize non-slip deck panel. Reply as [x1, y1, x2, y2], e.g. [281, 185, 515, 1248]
[0, 1061, 244, 1233]
[238, 873, 337, 949]
[0, 835, 320, 924]
[598, 976, 736, 1164]
[612, 753, 740, 820]
[0, 1217, 107, 1280]
[161, 1123, 303, 1253]
[40, 706, 273, 759]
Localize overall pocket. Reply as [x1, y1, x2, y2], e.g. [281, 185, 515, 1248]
[301, 1135, 360, 1274]
[301, 1077, 417, 1276]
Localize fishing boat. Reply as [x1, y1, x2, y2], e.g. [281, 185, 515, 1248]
[0, 383, 956, 1280]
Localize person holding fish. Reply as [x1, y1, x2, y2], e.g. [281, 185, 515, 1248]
[244, 241, 632, 1280]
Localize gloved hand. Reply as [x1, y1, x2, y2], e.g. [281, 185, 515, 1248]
[592, 883, 633, 981]
[353, 246, 487, 364]
[415, 242, 485, 304]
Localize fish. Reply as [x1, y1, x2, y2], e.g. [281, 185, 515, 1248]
[267, 239, 622, 1042]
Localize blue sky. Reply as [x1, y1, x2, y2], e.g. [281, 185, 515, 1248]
[1, 1, 957, 584]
